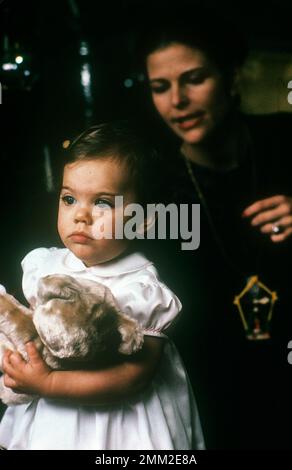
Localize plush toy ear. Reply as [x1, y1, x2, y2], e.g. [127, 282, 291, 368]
[0, 293, 36, 365]
[101, 287, 144, 355]
[37, 274, 80, 304]
[0, 292, 42, 405]
[116, 312, 144, 355]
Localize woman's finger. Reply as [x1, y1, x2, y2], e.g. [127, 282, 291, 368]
[243, 195, 285, 217]
[277, 215, 292, 227]
[271, 227, 292, 243]
[260, 215, 292, 234]
[251, 203, 291, 227]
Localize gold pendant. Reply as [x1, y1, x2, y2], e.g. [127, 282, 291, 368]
[233, 276, 278, 340]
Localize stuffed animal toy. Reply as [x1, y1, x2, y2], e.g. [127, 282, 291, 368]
[0, 274, 144, 405]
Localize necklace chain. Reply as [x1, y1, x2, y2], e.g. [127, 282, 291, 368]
[184, 154, 259, 277]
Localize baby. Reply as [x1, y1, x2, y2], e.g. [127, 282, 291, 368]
[0, 121, 204, 450]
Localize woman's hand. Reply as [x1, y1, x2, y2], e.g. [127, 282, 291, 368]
[2, 342, 53, 396]
[242, 195, 292, 243]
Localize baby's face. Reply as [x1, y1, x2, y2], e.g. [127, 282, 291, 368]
[58, 158, 136, 266]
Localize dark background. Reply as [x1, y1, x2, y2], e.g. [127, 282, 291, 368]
[0, 0, 292, 292]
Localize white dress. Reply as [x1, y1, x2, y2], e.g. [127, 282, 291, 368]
[0, 248, 205, 450]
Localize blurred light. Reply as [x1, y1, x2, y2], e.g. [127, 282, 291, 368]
[62, 140, 71, 149]
[124, 78, 133, 88]
[79, 40, 93, 123]
[2, 63, 17, 71]
[79, 43, 89, 56]
[81, 64, 91, 88]
[0, 38, 37, 91]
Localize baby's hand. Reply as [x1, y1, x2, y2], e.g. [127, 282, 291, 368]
[2, 342, 53, 396]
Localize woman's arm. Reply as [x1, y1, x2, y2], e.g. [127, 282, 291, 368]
[2, 337, 164, 405]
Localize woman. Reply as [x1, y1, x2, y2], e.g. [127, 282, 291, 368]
[135, 9, 292, 449]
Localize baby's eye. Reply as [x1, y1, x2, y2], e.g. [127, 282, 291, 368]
[94, 199, 113, 209]
[62, 195, 76, 205]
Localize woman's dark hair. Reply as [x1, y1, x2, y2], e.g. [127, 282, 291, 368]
[136, 6, 248, 84]
[62, 121, 163, 207]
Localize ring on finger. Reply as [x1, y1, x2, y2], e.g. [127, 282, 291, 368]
[271, 224, 282, 234]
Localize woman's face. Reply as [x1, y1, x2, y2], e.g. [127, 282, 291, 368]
[147, 43, 232, 145]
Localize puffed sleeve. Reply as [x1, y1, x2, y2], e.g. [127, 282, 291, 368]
[0, 284, 6, 294]
[21, 248, 52, 306]
[112, 275, 182, 338]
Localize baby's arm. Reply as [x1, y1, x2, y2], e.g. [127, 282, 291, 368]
[2, 338, 164, 405]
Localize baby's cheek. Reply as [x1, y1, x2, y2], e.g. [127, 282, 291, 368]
[57, 209, 68, 236]
[91, 214, 115, 240]
[92, 208, 125, 240]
